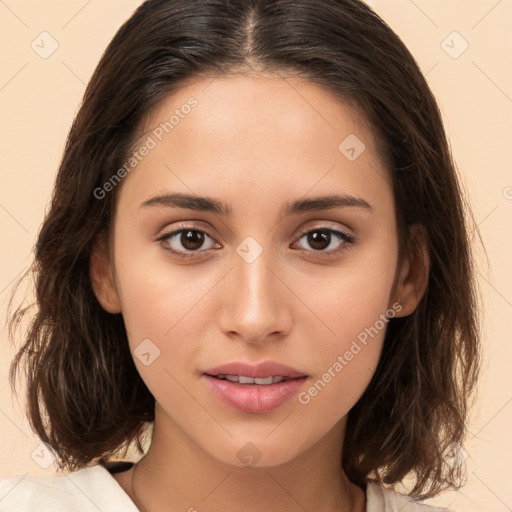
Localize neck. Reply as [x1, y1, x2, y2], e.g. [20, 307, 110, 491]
[127, 406, 366, 512]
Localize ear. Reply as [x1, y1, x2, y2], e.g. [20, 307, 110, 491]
[89, 233, 122, 314]
[391, 223, 430, 317]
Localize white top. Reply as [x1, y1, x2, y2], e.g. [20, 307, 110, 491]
[0, 463, 451, 512]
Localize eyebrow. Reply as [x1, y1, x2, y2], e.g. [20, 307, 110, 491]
[139, 192, 373, 216]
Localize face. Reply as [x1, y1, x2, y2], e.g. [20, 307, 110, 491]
[91, 71, 422, 468]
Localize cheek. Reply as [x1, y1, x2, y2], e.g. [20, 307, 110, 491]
[297, 243, 398, 417]
[295, 289, 388, 431]
[112, 251, 215, 413]
[112, 227, 208, 339]
[111, 238, 217, 391]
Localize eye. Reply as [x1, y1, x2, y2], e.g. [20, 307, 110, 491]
[156, 224, 218, 258]
[292, 226, 355, 257]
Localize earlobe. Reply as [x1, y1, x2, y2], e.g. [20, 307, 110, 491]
[392, 224, 430, 317]
[89, 235, 122, 314]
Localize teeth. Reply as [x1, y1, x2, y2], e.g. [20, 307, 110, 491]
[216, 375, 287, 385]
[240, 375, 259, 384]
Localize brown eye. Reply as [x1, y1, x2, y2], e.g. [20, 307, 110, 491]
[294, 227, 355, 256]
[179, 230, 206, 251]
[158, 227, 218, 257]
[305, 229, 332, 251]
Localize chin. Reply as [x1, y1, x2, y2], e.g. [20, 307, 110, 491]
[205, 434, 310, 470]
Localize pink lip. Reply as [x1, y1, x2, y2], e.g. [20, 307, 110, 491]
[204, 360, 307, 379]
[202, 360, 308, 413]
[203, 375, 308, 413]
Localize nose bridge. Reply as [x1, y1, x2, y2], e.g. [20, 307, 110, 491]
[218, 237, 290, 343]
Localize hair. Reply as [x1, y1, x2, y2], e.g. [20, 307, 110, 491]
[6, 0, 481, 499]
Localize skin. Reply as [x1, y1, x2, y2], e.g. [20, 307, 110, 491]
[90, 70, 428, 512]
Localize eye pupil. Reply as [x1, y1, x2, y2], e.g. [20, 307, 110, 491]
[182, 230, 205, 250]
[308, 230, 330, 250]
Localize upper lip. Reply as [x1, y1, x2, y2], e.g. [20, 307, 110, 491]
[204, 360, 307, 379]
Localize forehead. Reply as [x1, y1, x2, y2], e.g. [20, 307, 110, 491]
[117, 72, 392, 217]
[139, 71, 375, 153]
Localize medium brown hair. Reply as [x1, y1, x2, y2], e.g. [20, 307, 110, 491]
[6, 0, 480, 498]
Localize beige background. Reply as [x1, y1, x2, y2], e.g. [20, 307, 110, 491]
[0, 1, 510, 510]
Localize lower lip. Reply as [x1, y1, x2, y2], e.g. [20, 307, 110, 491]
[203, 375, 307, 413]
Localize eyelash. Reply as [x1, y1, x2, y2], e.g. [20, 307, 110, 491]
[156, 222, 355, 260]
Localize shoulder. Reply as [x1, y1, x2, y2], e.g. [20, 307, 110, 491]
[0, 464, 138, 512]
[366, 481, 453, 512]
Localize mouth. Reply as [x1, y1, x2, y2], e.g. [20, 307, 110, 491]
[202, 361, 308, 413]
[205, 374, 297, 385]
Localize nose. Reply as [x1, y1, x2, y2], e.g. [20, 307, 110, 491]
[217, 246, 293, 345]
